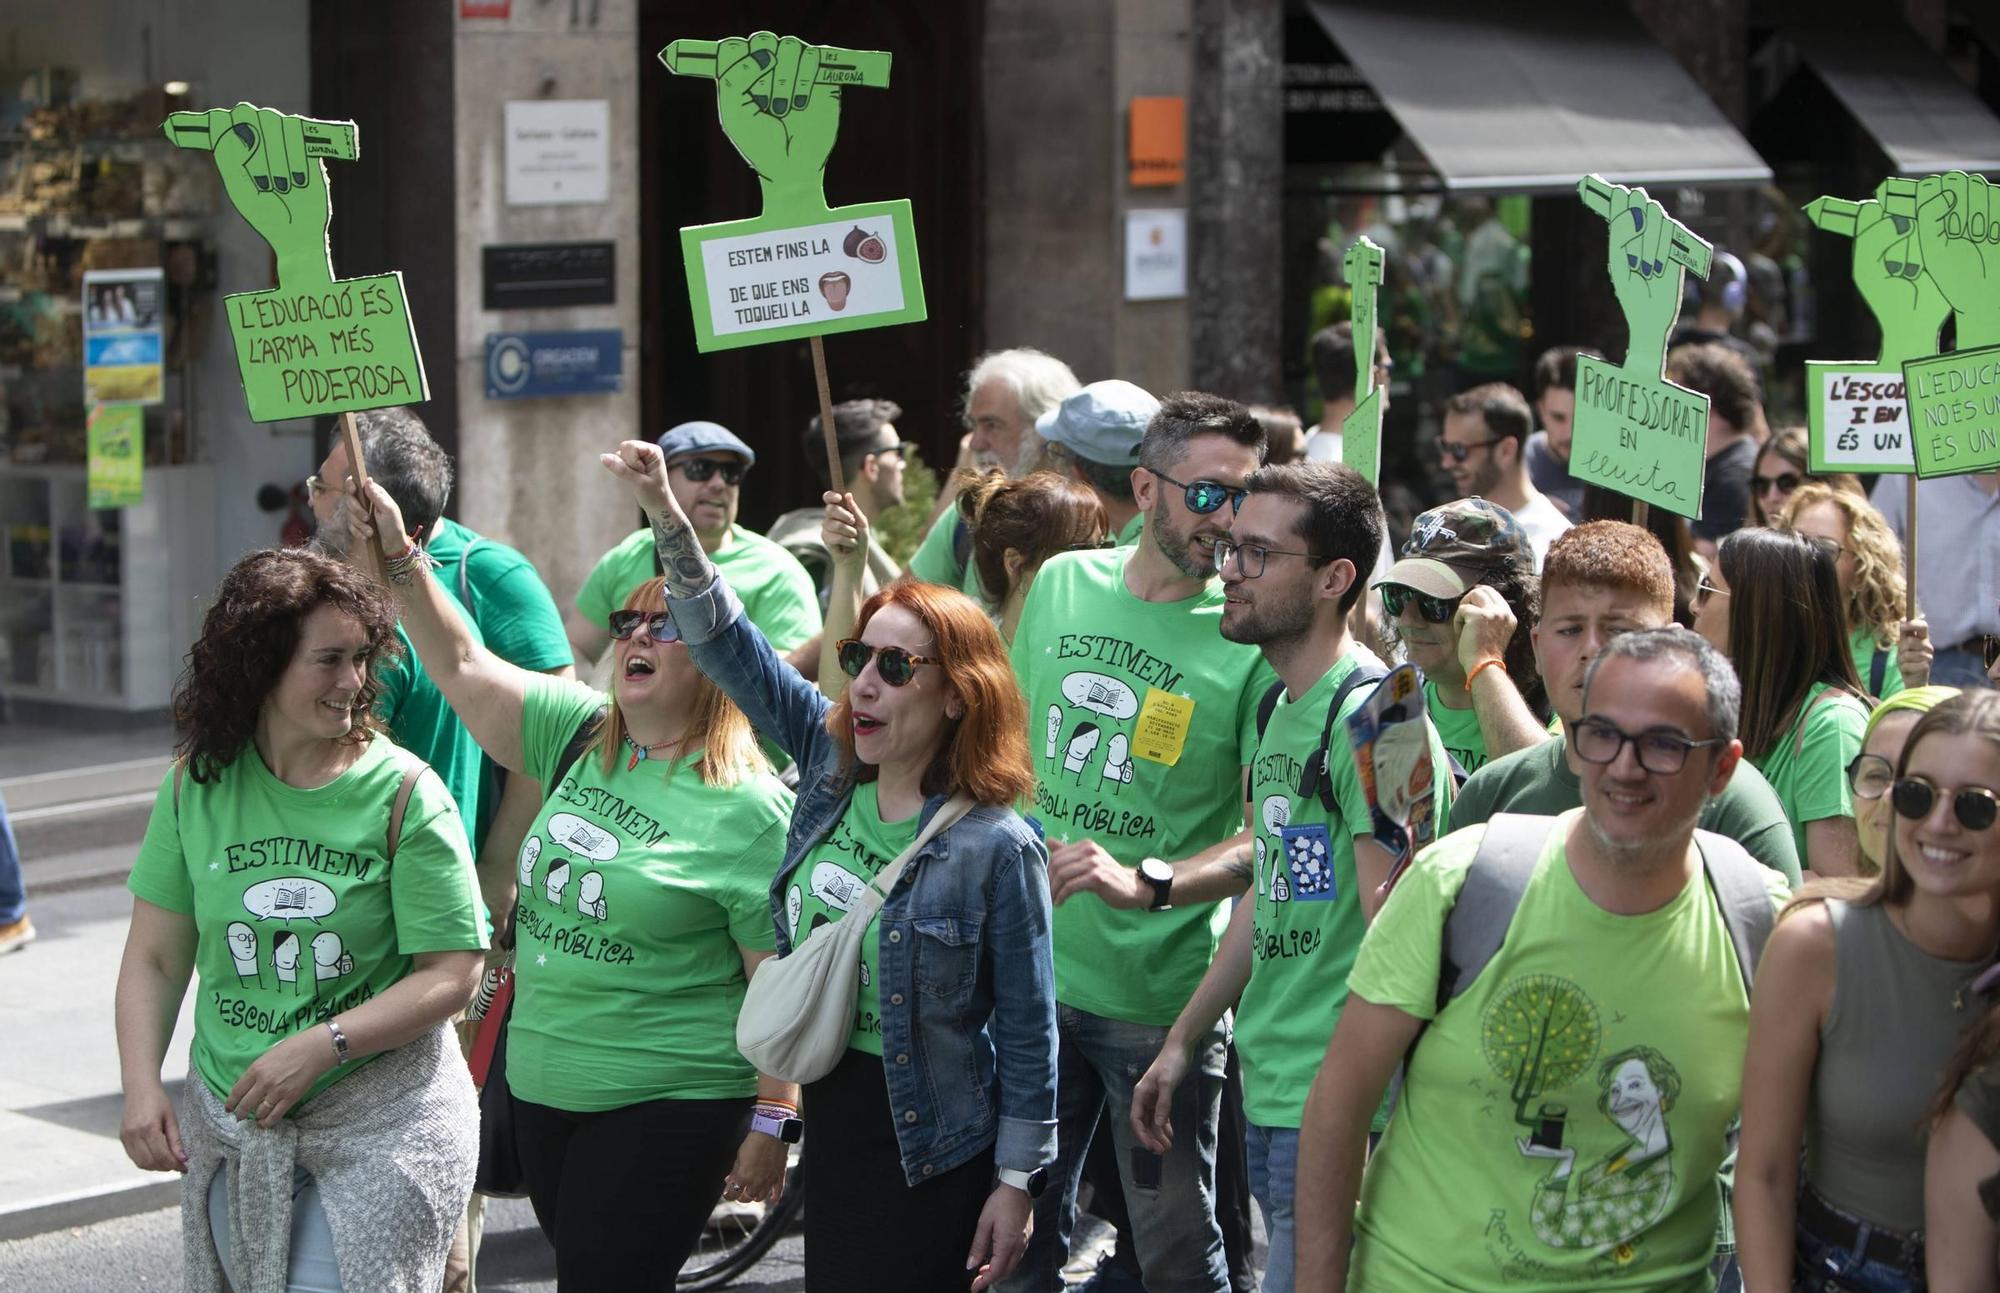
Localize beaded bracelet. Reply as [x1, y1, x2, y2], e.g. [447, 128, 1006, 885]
[384, 540, 439, 586]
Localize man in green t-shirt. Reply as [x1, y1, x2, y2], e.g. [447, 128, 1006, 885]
[909, 347, 1080, 600]
[1000, 394, 1275, 1293]
[1451, 521, 1801, 887]
[1376, 497, 1552, 777]
[565, 420, 820, 666]
[1295, 629, 1785, 1293]
[1128, 461, 1454, 1292]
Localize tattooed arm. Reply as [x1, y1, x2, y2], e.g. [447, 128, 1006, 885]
[600, 440, 715, 598]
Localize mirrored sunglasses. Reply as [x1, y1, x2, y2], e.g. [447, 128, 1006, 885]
[608, 610, 680, 643]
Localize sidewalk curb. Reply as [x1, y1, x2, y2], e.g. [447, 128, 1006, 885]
[0, 1178, 180, 1243]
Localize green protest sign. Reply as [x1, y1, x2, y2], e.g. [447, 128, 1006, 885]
[162, 103, 426, 422]
[87, 404, 144, 509]
[1340, 237, 1385, 486]
[1801, 183, 1947, 474]
[1886, 173, 2000, 478]
[662, 33, 926, 354]
[1569, 175, 1713, 521]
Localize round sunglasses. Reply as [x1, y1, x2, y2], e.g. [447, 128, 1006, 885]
[607, 610, 681, 643]
[1892, 776, 2000, 831]
[836, 639, 941, 687]
[675, 458, 746, 486]
[1146, 467, 1246, 516]
[1379, 582, 1464, 624]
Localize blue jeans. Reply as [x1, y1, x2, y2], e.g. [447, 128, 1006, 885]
[1930, 645, 1993, 690]
[1244, 1124, 1298, 1293]
[1001, 1004, 1230, 1293]
[208, 1166, 343, 1293]
[0, 791, 22, 924]
[1794, 1221, 1925, 1293]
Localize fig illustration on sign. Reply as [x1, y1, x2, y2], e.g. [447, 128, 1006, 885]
[661, 33, 926, 353]
[1802, 182, 1948, 474]
[1569, 175, 1713, 521]
[162, 103, 427, 423]
[1890, 173, 2000, 479]
[1340, 237, 1385, 486]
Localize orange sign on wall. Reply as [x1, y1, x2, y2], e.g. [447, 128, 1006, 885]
[1129, 97, 1185, 187]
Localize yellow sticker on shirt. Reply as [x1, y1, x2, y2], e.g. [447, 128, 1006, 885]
[1132, 687, 1196, 766]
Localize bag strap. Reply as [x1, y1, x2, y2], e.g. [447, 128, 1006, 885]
[1869, 646, 1889, 698]
[1436, 812, 1549, 1011]
[865, 793, 977, 904]
[545, 706, 609, 800]
[1792, 687, 1861, 759]
[1254, 680, 1284, 742]
[1302, 662, 1388, 813]
[385, 765, 423, 859]
[1693, 828, 1775, 993]
[457, 537, 485, 612]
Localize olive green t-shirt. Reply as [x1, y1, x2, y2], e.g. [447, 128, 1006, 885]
[576, 525, 821, 653]
[1010, 547, 1277, 1026]
[782, 781, 920, 1056]
[907, 507, 990, 602]
[1748, 682, 1871, 864]
[126, 739, 486, 1108]
[507, 676, 793, 1112]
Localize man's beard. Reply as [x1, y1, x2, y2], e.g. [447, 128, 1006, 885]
[1464, 454, 1504, 498]
[1221, 590, 1314, 647]
[308, 497, 351, 558]
[1149, 496, 1219, 579]
[1583, 792, 1708, 871]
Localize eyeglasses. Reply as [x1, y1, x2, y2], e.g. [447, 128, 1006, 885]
[1439, 438, 1501, 464]
[1571, 717, 1728, 775]
[1752, 472, 1802, 497]
[304, 473, 328, 502]
[1694, 576, 1730, 609]
[1848, 752, 1895, 800]
[1146, 467, 1246, 516]
[836, 639, 941, 687]
[1380, 582, 1464, 624]
[675, 458, 747, 486]
[1065, 537, 1119, 552]
[607, 610, 681, 643]
[1215, 538, 1326, 580]
[1892, 776, 2000, 831]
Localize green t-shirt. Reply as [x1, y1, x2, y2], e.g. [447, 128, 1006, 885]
[426, 517, 573, 850]
[507, 676, 793, 1111]
[781, 781, 920, 1057]
[1451, 735, 1801, 889]
[376, 590, 486, 834]
[1010, 548, 1278, 1026]
[1238, 654, 1453, 1127]
[1423, 679, 1488, 775]
[576, 525, 821, 652]
[1114, 512, 1145, 547]
[1346, 816, 1787, 1292]
[908, 507, 991, 602]
[1849, 625, 1903, 700]
[126, 738, 486, 1108]
[1748, 682, 1870, 864]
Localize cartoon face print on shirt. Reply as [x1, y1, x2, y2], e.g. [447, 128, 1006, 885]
[239, 876, 339, 996]
[311, 930, 354, 981]
[227, 921, 260, 988]
[537, 812, 618, 913]
[518, 835, 541, 891]
[1063, 723, 1102, 781]
[1046, 671, 1141, 781]
[1101, 733, 1134, 793]
[578, 871, 607, 921]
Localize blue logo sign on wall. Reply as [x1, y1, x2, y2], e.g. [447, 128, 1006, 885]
[485, 329, 623, 400]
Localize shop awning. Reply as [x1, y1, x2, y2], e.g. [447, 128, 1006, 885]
[1784, 15, 2000, 175]
[1306, 0, 1770, 193]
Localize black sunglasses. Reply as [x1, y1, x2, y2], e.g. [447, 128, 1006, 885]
[1379, 582, 1463, 624]
[1439, 437, 1501, 464]
[607, 610, 681, 643]
[675, 458, 746, 486]
[1147, 467, 1246, 515]
[1892, 776, 2000, 832]
[837, 639, 941, 687]
[1752, 472, 1802, 497]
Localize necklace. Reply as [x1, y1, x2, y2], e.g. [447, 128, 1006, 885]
[623, 732, 684, 771]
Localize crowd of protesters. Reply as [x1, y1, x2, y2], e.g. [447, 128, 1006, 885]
[101, 315, 2000, 1293]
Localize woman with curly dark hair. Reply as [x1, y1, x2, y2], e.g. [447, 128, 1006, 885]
[114, 548, 487, 1293]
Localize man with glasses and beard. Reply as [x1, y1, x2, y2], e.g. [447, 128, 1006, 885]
[565, 421, 819, 669]
[1128, 462, 1454, 1292]
[1295, 628, 1787, 1293]
[999, 393, 1278, 1293]
[1437, 384, 1569, 570]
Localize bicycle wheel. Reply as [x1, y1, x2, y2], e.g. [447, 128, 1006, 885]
[676, 1143, 805, 1290]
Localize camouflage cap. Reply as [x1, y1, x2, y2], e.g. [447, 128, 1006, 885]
[1376, 497, 1533, 598]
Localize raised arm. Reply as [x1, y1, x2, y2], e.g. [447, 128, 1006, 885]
[344, 481, 534, 773]
[817, 490, 870, 701]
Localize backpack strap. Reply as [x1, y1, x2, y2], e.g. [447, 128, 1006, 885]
[545, 706, 610, 800]
[1302, 662, 1389, 813]
[1437, 813, 1552, 1011]
[385, 764, 423, 860]
[457, 537, 485, 612]
[1792, 687, 1865, 758]
[1692, 828, 1776, 993]
[951, 516, 973, 573]
[1869, 647, 1889, 698]
[1254, 680, 1285, 742]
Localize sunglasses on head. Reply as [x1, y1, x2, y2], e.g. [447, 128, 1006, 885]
[1379, 582, 1464, 624]
[1893, 776, 2000, 831]
[1146, 467, 1246, 515]
[1752, 472, 1802, 497]
[607, 610, 680, 643]
[837, 639, 941, 687]
[675, 458, 746, 486]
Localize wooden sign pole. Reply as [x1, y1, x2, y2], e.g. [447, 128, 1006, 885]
[1906, 475, 1920, 619]
[810, 336, 844, 496]
[1632, 499, 1650, 529]
[338, 411, 371, 496]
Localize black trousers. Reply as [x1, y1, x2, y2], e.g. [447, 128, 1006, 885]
[802, 1047, 996, 1293]
[512, 1092, 751, 1291]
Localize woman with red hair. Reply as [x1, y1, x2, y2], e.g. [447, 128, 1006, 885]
[604, 440, 1056, 1293]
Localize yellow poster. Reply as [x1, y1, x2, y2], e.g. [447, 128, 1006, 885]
[1132, 686, 1196, 766]
[87, 404, 144, 509]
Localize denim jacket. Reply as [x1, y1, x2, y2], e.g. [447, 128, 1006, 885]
[670, 573, 1059, 1184]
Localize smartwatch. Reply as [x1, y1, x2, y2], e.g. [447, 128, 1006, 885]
[1138, 856, 1174, 910]
[997, 1166, 1049, 1198]
[750, 1107, 804, 1144]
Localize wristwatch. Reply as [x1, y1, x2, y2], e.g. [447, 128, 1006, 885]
[1138, 857, 1174, 910]
[750, 1107, 804, 1144]
[997, 1167, 1049, 1198]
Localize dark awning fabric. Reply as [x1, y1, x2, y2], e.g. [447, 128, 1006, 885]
[1306, 0, 1770, 193]
[1785, 16, 2000, 175]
